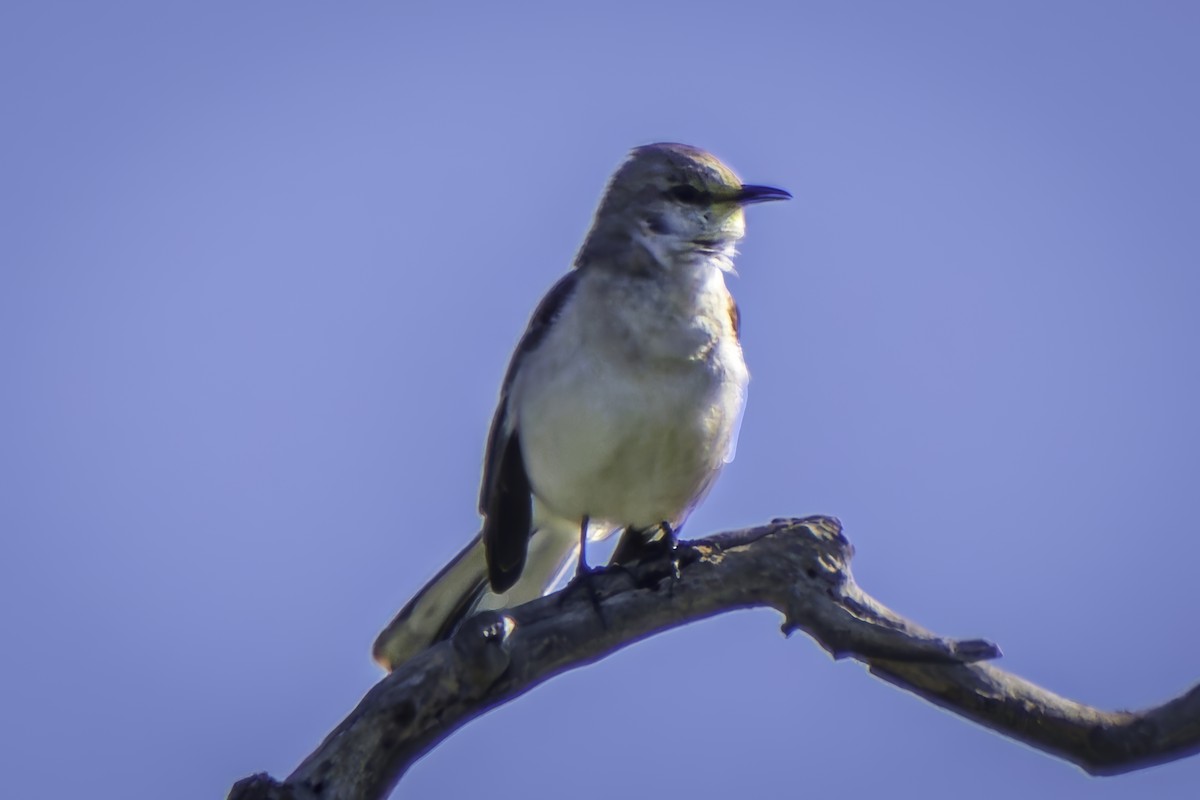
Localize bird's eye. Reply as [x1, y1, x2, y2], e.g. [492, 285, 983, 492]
[644, 215, 669, 234]
[667, 185, 707, 205]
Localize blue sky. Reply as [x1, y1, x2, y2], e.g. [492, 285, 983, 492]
[2, 2, 1198, 798]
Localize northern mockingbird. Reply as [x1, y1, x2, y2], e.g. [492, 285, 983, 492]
[373, 143, 789, 670]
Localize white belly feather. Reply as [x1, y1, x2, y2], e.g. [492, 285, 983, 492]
[511, 263, 748, 530]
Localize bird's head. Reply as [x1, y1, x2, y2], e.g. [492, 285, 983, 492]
[580, 143, 790, 271]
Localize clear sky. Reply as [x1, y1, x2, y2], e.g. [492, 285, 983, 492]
[2, 2, 1198, 799]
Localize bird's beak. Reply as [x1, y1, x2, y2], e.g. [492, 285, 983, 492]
[735, 184, 792, 205]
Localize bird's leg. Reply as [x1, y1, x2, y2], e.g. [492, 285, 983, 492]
[660, 521, 681, 581]
[575, 515, 593, 578]
[559, 515, 607, 627]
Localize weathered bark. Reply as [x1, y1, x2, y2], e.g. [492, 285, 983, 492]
[227, 516, 1200, 800]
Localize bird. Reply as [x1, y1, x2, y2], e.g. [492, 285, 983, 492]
[373, 143, 789, 670]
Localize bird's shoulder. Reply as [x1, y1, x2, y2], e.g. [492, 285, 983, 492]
[501, 269, 582, 387]
[478, 269, 581, 515]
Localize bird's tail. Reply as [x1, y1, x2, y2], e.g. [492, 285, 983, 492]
[372, 521, 582, 671]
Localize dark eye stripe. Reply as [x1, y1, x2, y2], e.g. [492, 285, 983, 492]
[667, 185, 709, 205]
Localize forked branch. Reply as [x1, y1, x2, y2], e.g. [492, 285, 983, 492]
[228, 517, 1200, 800]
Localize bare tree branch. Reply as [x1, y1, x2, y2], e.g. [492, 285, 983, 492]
[227, 516, 1200, 800]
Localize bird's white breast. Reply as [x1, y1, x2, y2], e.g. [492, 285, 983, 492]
[510, 261, 748, 530]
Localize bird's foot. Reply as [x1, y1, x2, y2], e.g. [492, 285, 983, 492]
[610, 523, 684, 587]
[557, 564, 609, 629]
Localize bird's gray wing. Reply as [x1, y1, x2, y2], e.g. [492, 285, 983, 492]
[480, 270, 581, 593]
